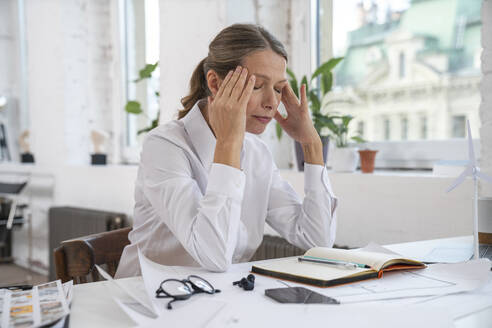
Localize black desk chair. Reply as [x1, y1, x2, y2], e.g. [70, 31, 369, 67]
[0, 180, 28, 263]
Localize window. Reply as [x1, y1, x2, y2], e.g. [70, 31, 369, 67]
[318, 0, 482, 168]
[399, 52, 405, 79]
[357, 121, 365, 138]
[121, 0, 160, 160]
[401, 116, 408, 140]
[420, 115, 428, 140]
[452, 115, 466, 138]
[384, 118, 390, 141]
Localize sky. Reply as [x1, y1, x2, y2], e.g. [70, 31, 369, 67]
[332, 0, 410, 56]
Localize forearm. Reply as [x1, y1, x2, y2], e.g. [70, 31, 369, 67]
[301, 138, 324, 166]
[213, 140, 242, 169]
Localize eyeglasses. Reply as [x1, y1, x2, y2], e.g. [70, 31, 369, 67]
[155, 275, 221, 309]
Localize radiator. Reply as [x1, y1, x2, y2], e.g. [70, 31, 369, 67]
[48, 206, 127, 280]
[250, 236, 349, 261]
[250, 235, 305, 261]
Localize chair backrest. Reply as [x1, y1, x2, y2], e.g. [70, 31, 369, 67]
[54, 227, 131, 284]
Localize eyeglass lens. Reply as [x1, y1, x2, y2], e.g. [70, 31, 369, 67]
[188, 276, 214, 293]
[161, 280, 192, 297]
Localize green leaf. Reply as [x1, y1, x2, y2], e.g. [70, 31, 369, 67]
[311, 57, 344, 81]
[351, 136, 366, 143]
[125, 101, 143, 114]
[275, 122, 283, 140]
[309, 91, 321, 113]
[137, 126, 153, 135]
[341, 115, 354, 127]
[135, 61, 159, 82]
[286, 68, 299, 98]
[320, 72, 333, 96]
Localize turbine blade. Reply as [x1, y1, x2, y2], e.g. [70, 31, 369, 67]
[467, 120, 476, 166]
[446, 166, 473, 193]
[477, 171, 492, 185]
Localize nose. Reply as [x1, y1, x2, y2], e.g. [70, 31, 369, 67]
[262, 89, 278, 111]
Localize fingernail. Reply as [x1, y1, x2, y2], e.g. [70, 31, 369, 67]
[250, 75, 255, 81]
[236, 66, 242, 72]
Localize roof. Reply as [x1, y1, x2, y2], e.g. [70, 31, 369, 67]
[335, 0, 482, 87]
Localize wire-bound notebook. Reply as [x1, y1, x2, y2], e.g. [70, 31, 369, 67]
[251, 247, 425, 287]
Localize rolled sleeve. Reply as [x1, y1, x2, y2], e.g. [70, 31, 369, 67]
[304, 164, 337, 198]
[206, 163, 246, 201]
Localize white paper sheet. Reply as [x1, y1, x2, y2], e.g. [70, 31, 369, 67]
[421, 244, 474, 263]
[314, 259, 491, 303]
[204, 302, 454, 328]
[95, 264, 158, 319]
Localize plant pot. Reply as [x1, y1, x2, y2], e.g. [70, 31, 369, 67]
[295, 136, 329, 171]
[331, 147, 358, 172]
[358, 150, 378, 173]
[21, 152, 35, 163]
[91, 153, 107, 165]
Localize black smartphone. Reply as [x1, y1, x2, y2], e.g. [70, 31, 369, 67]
[265, 287, 339, 304]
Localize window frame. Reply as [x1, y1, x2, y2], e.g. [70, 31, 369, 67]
[315, 0, 481, 170]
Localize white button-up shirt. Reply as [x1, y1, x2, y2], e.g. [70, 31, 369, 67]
[116, 102, 338, 278]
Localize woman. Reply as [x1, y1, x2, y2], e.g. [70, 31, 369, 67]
[116, 24, 338, 278]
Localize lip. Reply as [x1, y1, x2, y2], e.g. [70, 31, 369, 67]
[253, 115, 272, 124]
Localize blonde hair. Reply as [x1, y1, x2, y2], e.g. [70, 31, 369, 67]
[178, 24, 288, 119]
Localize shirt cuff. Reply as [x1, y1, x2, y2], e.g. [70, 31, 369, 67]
[207, 163, 246, 201]
[304, 163, 336, 197]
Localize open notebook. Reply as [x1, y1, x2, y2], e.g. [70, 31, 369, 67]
[251, 247, 426, 287]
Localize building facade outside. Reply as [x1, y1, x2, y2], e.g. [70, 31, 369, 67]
[323, 0, 482, 142]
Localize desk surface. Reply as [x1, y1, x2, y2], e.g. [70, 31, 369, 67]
[70, 236, 491, 328]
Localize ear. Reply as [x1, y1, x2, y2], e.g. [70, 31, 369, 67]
[206, 70, 222, 97]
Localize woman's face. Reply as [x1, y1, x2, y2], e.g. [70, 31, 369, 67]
[241, 49, 288, 134]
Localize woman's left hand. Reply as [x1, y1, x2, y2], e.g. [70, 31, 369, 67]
[274, 83, 320, 146]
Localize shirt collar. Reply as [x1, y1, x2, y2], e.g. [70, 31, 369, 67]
[182, 100, 217, 171]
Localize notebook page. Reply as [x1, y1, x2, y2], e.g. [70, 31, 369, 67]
[305, 247, 406, 271]
[254, 257, 370, 281]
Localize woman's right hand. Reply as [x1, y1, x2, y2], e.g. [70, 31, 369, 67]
[207, 66, 256, 147]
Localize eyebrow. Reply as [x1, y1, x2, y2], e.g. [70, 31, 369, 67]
[253, 73, 288, 84]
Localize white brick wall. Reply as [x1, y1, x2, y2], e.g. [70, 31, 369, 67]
[0, 0, 14, 97]
[481, 0, 492, 197]
[26, 0, 115, 166]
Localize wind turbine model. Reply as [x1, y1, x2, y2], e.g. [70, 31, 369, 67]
[446, 120, 492, 259]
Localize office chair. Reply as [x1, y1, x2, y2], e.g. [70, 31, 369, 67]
[54, 227, 131, 284]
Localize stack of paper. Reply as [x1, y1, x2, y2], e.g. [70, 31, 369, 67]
[0, 280, 72, 328]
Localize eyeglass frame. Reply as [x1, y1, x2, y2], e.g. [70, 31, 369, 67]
[155, 274, 221, 309]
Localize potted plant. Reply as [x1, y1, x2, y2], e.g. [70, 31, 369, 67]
[358, 145, 378, 173]
[125, 62, 160, 135]
[281, 57, 344, 171]
[324, 115, 365, 172]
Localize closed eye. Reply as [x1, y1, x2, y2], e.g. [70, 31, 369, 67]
[254, 85, 282, 94]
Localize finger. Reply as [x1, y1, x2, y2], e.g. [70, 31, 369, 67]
[216, 70, 233, 98]
[239, 74, 256, 106]
[207, 96, 213, 105]
[300, 84, 308, 108]
[223, 66, 242, 98]
[281, 83, 300, 107]
[232, 68, 249, 101]
[273, 110, 286, 123]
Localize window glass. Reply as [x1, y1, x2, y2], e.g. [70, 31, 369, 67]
[321, 0, 481, 142]
[401, 116, 408, 140]
[123, 0, 160, 148]
[452, 115, 466, 138]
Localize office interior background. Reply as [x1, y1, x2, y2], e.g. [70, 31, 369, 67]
[0, 0, 491, 281]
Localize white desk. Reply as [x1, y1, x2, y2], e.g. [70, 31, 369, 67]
[70, 236, 492, 328]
